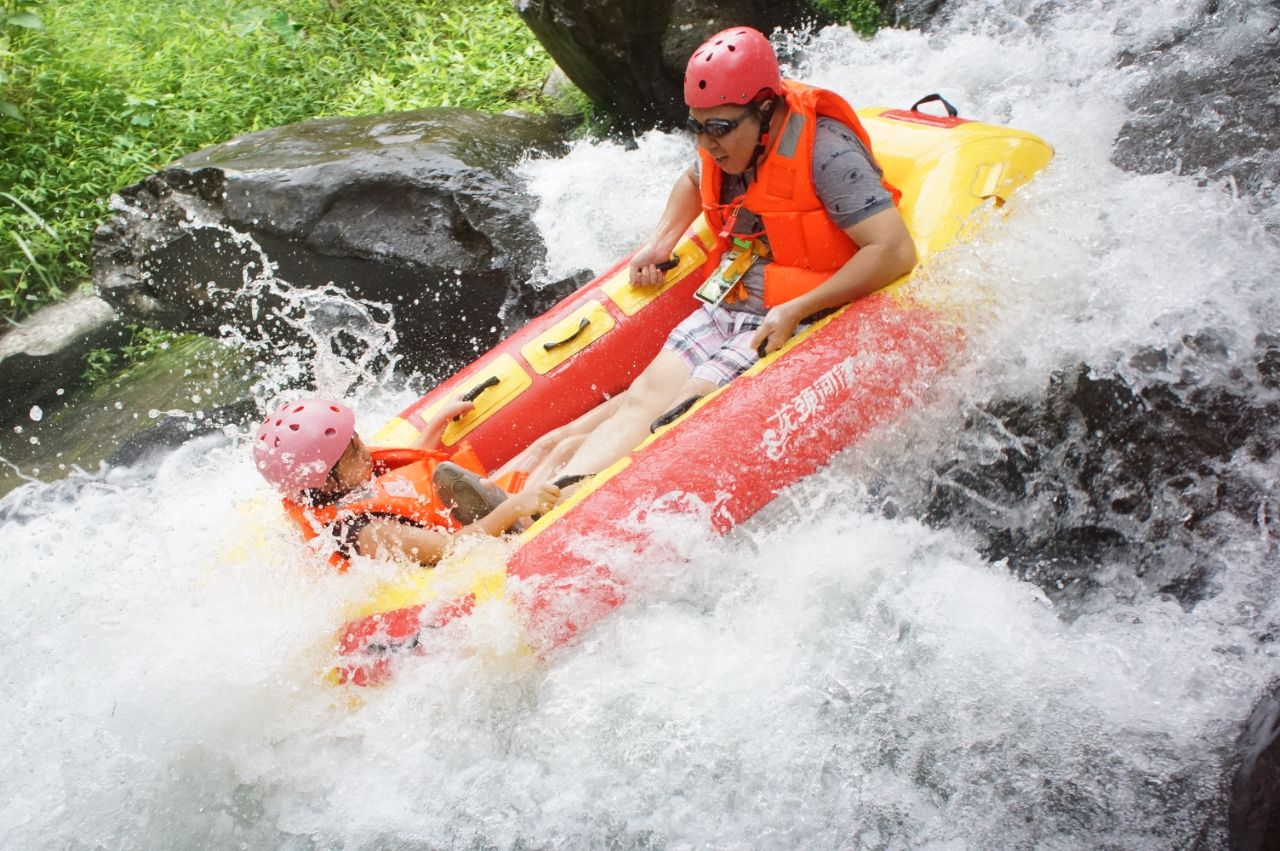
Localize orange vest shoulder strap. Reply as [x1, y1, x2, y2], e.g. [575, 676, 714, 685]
[369, 446, 445, 471]
[763, 80, 900, 207]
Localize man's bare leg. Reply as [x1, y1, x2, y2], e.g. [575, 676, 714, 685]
[554, 350, 708, 481]
[492, 392, 628, 483]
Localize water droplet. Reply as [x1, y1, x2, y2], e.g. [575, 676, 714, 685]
[29, 406, 42, 422]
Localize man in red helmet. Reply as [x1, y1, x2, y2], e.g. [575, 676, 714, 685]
[533, 25, 918, 487]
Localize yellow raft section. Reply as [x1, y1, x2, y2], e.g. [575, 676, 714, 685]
[349, 107, 1055, 641]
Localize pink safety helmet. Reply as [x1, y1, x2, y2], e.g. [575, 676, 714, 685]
[253, 398, 356, 495]
[684, 26, 783, 108]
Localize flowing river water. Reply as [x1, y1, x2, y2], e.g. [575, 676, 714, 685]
[2, 0, 1278, 847]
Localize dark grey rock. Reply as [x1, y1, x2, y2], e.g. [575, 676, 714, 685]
[91, 108, 583, 380]
[0, 333, 259, 500]
[1231, 683, 1280, 851]
[884, 0, 948, 28]
[514, 0, 846, 130]
[913, 336, 1280, 611]
[1112, 0, 1280, 230]
[0, 292, 127, 430]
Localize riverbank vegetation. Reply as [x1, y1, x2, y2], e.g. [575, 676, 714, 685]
[0, 0, 553, 323]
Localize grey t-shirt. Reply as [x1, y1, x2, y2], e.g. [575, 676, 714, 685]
[699, 116, 894, 316]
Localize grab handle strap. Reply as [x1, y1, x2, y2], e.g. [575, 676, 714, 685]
[542, 317, 591, 352]
[461, 375, 500, 402]
[909, 93, 959, 117]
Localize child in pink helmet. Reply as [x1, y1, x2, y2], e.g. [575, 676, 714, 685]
[253, 397, 559, 568]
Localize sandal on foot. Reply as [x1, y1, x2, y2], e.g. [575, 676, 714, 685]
[432, 461, 508, 525]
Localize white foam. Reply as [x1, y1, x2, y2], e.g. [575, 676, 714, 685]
[3, 0, 1278, 845]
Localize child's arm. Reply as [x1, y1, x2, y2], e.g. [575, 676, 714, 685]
[354, 519, 453, 565]
[411, 398, 475, 450]
[461, 482, 560, 537]
[351, 482, 560, 566]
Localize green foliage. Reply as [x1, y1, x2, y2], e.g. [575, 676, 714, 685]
[82, 326, 188, 383]
[812, 0, 887, 37]
[0, 0, 553, 322]
[1, 3, 42, 120]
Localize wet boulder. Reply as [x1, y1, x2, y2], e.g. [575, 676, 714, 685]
[0, 292, 127, 432]
[514, 0, 849, 130]
[910, 330, 1280, 609]
[1231, 683, 1280, 851]
[92, 108, 583, 380]
[1112, 1, 1280, 231]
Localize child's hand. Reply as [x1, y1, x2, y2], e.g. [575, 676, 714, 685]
[413, 397, 478, 449]
[508, 482, 560, 518]
[439, 398, 476, 422]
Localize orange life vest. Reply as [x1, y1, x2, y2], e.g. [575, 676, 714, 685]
[281, 443, 492, 572]
[698, 79, 901, 308]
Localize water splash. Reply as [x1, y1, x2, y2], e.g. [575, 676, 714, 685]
[185, 211, 404, 407]
[3, 0, 1279, 846]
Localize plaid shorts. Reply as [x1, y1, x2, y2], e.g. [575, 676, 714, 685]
[663, 305, 766, 387]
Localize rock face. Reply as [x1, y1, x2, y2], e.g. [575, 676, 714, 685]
[1231, 684, 1280, 851]
[914, 335, 1280, 610]
[92, 108, 583, 380]
[885, 0, 948, 28]
[1112, 0, 1280, 231]
[514, 0, 844, 130]
[0, 292, 126, 431]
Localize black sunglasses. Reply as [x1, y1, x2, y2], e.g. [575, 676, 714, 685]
[686, 105, 758, 139]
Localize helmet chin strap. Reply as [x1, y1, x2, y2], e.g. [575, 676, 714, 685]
[745, 96, 781, 178]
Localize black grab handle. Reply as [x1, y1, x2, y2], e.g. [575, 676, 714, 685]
[543, 317, 592, 351]
[910, 93, 959, 118]
[461, 375, 500, 403]
[655, 256, 679, 272]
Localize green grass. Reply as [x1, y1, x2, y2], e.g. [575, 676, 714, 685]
[0, 0, 554, 321]
[812, 0, 886, 36]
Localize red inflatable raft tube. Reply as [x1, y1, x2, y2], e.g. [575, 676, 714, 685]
[329, 103, 1054, 686]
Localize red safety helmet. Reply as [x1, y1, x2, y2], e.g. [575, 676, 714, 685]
[684, 26, 783, 108]
[253, 398, 355, 495]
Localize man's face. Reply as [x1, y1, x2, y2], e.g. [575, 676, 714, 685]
[689, 104, 765, 175]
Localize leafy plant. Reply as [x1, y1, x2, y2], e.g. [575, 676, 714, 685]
[812, 0, 887, 37]
[0, 3, 41, 120]
[232, 7, 304, 46]
[0, 0, 554, 322]
[82, 325, 183, 382]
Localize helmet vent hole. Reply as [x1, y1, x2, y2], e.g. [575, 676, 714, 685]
[288, 423, 300, 431]
[324, 428, 337, 437]
[727, 44, 736, 52]
[698, 80, 707, 89]
[329, 405, 341, 412]
[293, 405, 305, 413]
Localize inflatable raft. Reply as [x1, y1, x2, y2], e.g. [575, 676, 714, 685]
[329, 99, 1054, 686]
